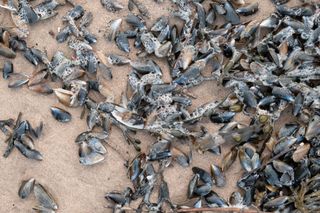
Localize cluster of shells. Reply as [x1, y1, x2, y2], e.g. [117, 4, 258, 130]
[1, 0, 320, 212]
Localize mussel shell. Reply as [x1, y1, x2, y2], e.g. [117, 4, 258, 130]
[14, 140, 43, 161]
[3, 61, 13, 79]
[263, 196, 291, 211]
[24, 48, 39, 66]
[66, 5, 85, 20]
[9, 36, 27, 51]
[151, 16, 168, 32]
[229, 191, 243, 206]
[0, 44, 16, 58]
[193, 184, 212, 197]
[50, 107, 72, 123]
[18, 178, 35, 199]
[0, 30, 10, 46]
[34, 183, 58, 210]
[29, 83, 53, 94]
[107, 54, 130, 65]
[79, 150, 105, 166]
[8, 73, 29, 88]
[105, 191, 127, 205]
[205, 191, 228, 207]
[101, 0, 124, 12]
[192, 167, 213, 186]
[236, 3, 259, 16]
[21, 4, 39, 24]
[56, 25, 72, 43]
[84, 32, 97, 44]
[210, 164, 226, 187]
[188, 174, 199, 198]
[115, 33, 130, 53]
[210, 112, 235, 123]
[223, 2, 240, 25]
[87, 138, 107, 155]
[126, 14, 145, 29]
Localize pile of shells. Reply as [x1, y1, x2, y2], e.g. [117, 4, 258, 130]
[1, 0, 320, 212]
[0, 113, 43, 161]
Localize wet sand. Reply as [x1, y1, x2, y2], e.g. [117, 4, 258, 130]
[0, 0, 302, 212]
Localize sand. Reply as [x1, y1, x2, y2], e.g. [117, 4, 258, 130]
[0, 0, 302, 212]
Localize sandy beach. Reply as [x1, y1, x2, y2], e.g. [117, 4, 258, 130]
[0, 0, 303, 212]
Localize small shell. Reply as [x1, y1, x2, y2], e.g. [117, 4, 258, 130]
[192, 167, 213, 186]
[18, 178, 35, 199]
[0, 43, 16, 58]
[101, 0, 124, 12]
[210, 164, 226, 187]
[1, 30, 10, 47]
[65, 5, 84, 20]
[8, 73, 29, 88]
[87, 138, 107, 155]
[224, 2, 240, 25]
[28, 70, 48, 86]
[131, 0, 150, 18]
[53, 89, 73, 107]
[3, 61, 13, 79]
[14, 140, 43, 161]
[50, 107, 72, 123]
[107, 18, 122, 41]
[221, 148, 237, 172]
[79, 149, 105, 166]
[141, 32, 160, 54]
[115, 33, 130, 53]
[29, 83, 53, 94]
[151, 16, 168, 32]
[236, 3, 259, 16]
[305, 115, 320, 141]
[107, 54, 130, 65]
[232, 0, 246, 5]
[171, 147, 190, 167]
[56, 25, 72, 43]
[292, 143, 310, 162]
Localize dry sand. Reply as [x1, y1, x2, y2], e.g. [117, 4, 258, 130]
[0, 0, 302, 212]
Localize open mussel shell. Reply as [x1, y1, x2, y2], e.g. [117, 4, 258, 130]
[53, 88, 73, 107]
[34, 183, 58, 210]
[50, 107, 72, 123]
[87, 137, 107, 155]
[8, 73, 29, 88]
[79, 142, 105, 166]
